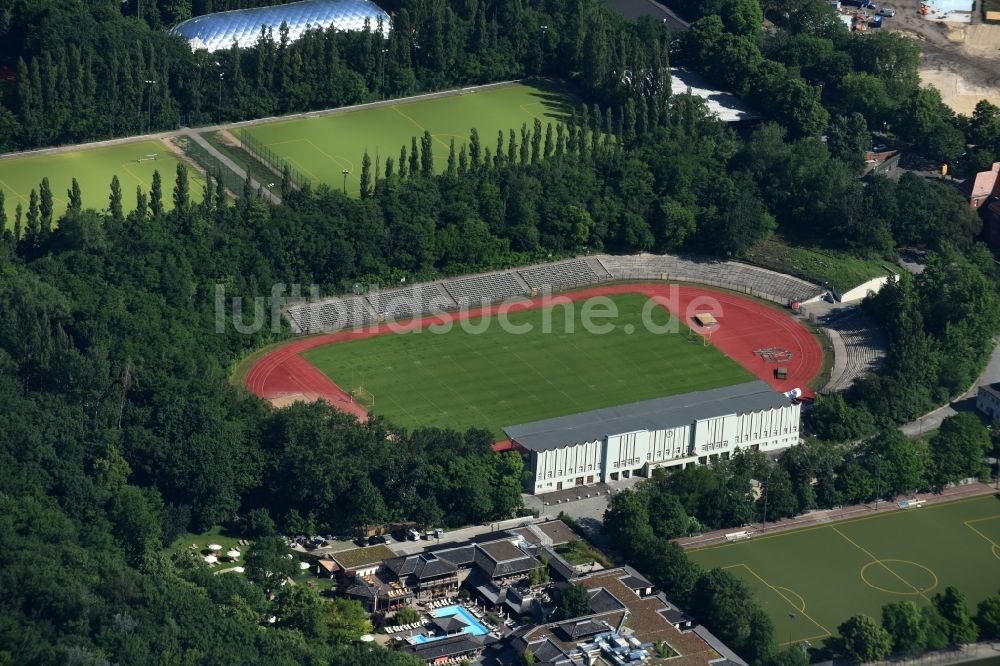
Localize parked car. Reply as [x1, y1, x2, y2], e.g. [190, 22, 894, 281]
[872, 143, 887, 152]
[354, 536, 368, 548]
[368, 534, 388, 546]
[406, 528, 421, 541]
[878, 6, 895, 15]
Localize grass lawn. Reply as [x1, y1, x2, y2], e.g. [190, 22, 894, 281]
[0, 140, 204, 222]
[742, 238, 895, 293]
[237, 82, 571, 196]
[333, 545, 396, 569]
[166, 525, 245, 562]
[688, 494, 1000, 646]
[555, 539, 613, 568]
[301, 293, 753, 438]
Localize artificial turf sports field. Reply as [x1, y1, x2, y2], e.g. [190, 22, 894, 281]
[0, 140, 203, 222]
[237, 83, 569, 196]
[300, 293, 754, 437]
[689, 494, 1000, 646]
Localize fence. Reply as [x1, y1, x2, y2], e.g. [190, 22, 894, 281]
[177, 135, 246, 197]
[239, 131, 311, 191]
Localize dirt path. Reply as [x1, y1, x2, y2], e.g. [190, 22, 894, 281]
[886, 0, 1000, 114]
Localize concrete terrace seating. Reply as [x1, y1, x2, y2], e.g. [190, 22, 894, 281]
[442, 271, 528, 307]
[518, 259, 602, 291]
[821, 311, 886, 392]
[286, 295, 375, 335]
[600, 254, 825, 304]
[365, 284, 452, 323]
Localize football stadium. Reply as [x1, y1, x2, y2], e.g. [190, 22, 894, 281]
[245, 255, 828, 493]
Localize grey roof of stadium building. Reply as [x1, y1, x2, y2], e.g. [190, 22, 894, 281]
[169, 0, 390, 53]
[502, 380, 791, 452]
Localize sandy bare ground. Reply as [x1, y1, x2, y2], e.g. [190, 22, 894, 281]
[886, 0, 1000, 114]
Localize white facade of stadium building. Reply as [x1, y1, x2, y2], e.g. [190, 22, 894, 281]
[504, 381, 801, 495]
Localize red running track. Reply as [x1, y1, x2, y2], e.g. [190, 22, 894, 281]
[244, 284, 822, 424]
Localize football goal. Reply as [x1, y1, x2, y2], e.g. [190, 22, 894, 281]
[352, 386, 375, 408]
[137, 154, 158, 162]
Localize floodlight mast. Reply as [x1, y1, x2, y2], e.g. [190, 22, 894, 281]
[144, 79, 156, 134]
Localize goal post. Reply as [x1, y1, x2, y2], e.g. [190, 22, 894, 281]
[352, 386, 375, 408]
[137, 154, 158, 162]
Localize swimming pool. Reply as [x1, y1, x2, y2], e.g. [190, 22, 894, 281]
[408, 605, 490, 644]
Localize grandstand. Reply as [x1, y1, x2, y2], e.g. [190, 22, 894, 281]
[442, 271, 528, 307]
[365, 284, 452, 322]
[818, 308, 886, 392]
[518, 258, 608, 291]
[599, 254, 826, 304]
[283, 253, 829, 335]
[286, 295, 375, 334]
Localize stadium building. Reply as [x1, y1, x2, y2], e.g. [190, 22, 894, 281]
[504, 380, 801, 495]
[169, 0, 391, 52]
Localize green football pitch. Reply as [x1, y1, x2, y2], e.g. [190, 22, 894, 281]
[0, 140, 204, 223]
[689, 494, 1000, 647]
[300, 293, 754, 437]
[237, 83, 571, 196]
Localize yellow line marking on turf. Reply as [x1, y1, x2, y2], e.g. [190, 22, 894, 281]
[963, 515, 1000, 560]
[121, 163, 150, 190]
[303, 138, 355, 174]
[0, 177, 29, 205]
[777, 586, 806, 613]
[724, 564, 832, 638]
[390, 106, 451, 151]
[284, 156, 320, 183]
[780, 632, 831, 648]
[519, 102, 547, 121]
[859, 559, 938, 596]
[831, 526, 933, 601]
[692, 495, 994, 552]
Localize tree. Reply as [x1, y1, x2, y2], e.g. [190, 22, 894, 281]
[864, 430, 925, 498]
[409, 136, 419, 177]
[691, 569, 776, 663]
[929, 413, 989, 487]
[882, 601, 926, 656]
[603, 489, 655, 548]
[25, 188, 39, 246]
[107, 485, 162, 567]
[360, 150, 372, 199]
[274, 584, 328, 638]
[447, 138, 456, 176]
[934, 586, 978, 645]
[244, 535, 297, 592]
[39, 176, 53, 236]
[976, 592, 1000, 639]
[552, 584, 591, 620]
[108, 176, 124, 222]
[420, 130, 433, 177]
[173, 162, 190, 211]
[150, 170, 163, 217]
[838, 614, 893, 662]
[67, 178, 82, 214]
[827, 113, 869, 168]
[469, 128, 481, 169]
[396, 607, 421, 625]
[0, 190, 5, 242]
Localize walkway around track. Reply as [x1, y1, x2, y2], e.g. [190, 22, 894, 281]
[677, 481, 997, 550]
[183, 129, 281, 205]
